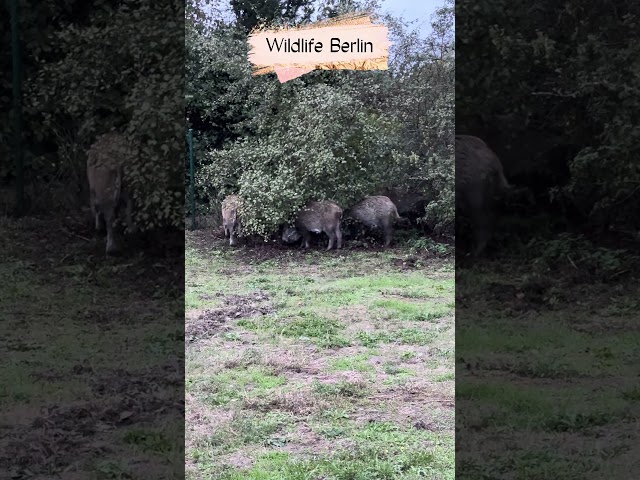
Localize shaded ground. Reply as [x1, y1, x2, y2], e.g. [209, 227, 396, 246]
[455, 251, 640, 479]
[186, 230, 455, 479]
[0, 215, 184, 479]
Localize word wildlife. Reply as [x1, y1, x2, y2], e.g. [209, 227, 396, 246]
[266, 37, 374, 53]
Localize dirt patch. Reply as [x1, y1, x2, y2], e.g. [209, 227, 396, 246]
[260, 349, 320, 375]
[1, 364, 182, 479]
[1, 403, 103, 476]
[315, 371, 368, 385]
[186, 291, 275, 344]
[390, 255, 428, 270]
[279, 422, 342, 457]
[221, 449, 261, 470]
[373, 381, 454, 407]
[187, 229, 219, 249]
[243, 388, 331, 416]
[90, 365, 183, 421]
[222, 290, 271, 306]
[336, 305, 372, 324]
[358, 381, 454, 430]
[186, 309, 238, 343]
[344, 319, 377, 336]
[186, 231, 449, 272]
[186, 400, 234, 445]
[189, 232, 293, 262]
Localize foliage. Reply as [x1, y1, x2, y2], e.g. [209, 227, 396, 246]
[198, 84, 399, 236]
[527, 233, 635, 281]
[384, 1, 454, 230]
[2, 0, 184, 230]
[187, 0, 455, 236]
[456, 0, 640, 231]
[231, 0, 314, 32]
[406, 236, 453, 257]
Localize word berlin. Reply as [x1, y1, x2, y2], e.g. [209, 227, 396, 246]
[266, 37, 374, 53]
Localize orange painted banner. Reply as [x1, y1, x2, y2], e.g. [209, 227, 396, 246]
[248, 13, 392, 82]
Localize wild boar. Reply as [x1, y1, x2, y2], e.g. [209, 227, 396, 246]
[282, 200, 343, 250]
[455, 134, 512, 256]
[347, 195, 402, 247]
[87, 132, 135, 255]
[221, 194, 242, 246]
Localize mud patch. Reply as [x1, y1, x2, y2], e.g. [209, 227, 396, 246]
[187, 231, 449, 273]
[244, 389, 330, 416]
[1, 369, 181, 480]
[260, 348, 319, 375]
[91, 365, 183, 423]
[1, 403, 103, 476]
[279, 422, 340, 456]
[222, 290, 271, 306]
[186, 290, 275, 344]
[391, 256, 425, 270]
[198, 292, 223, 301]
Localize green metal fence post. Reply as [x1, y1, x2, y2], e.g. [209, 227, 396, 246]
[188, 128, 196, 230]
[10, 0, 24, 217]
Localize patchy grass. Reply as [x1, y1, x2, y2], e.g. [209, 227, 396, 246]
[373, 298, 453, 322]
[456, 255, 640, 479]
[0, 215, 184, 478]
[186, 230, 454, 479]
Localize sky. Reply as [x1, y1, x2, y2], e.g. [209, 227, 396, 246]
[378, 0, 443, 36]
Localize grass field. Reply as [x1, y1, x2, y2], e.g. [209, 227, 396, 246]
[185, 230, 455, 479]
[0, 215, 184, 479]
[456, 252, 640, 479]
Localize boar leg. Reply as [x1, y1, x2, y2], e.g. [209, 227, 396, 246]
[335, 224, 342, 250]
[90, 189, 104, 232]
[301, 229, 311, 249]
[95, 212, 105, 232]
[384, 231, 392, 247]
[103, 203, 120, 255]
[470, 205, 491, 256]
[473, 221, 490, 256]
[382, 218, 393, 247]
[464, 186, 490, 256]
[326, 230, 335, 250]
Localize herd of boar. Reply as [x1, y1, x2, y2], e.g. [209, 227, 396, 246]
[86, 131, 521, 256]
[225, 195, 402, 250]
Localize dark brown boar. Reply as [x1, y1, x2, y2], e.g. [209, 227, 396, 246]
[282, 200, 343, 250]
[221, 194, 242, 246]
[455, 134, 512, 256]
[87, 132, 135, 255]
[347, 195, 402, 247]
